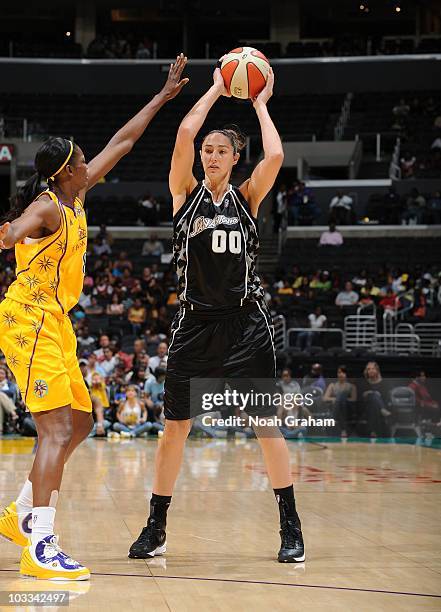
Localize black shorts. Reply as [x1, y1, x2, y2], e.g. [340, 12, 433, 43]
[164, 301, 276, 420]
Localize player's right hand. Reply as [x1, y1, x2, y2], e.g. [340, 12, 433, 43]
[0, 222, 12, 250]
[213, 61, 231, 97]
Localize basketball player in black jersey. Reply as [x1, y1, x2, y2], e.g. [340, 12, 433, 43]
[129, 65, 305, 563]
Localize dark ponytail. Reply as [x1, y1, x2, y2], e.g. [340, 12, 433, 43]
[3, 172, 45, 223]
[1, 136, 75, 224]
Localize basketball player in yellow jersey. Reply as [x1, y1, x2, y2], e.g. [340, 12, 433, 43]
[0, 54, 188, 580]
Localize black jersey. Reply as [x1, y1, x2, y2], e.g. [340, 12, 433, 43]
[173, 181, 265, 310]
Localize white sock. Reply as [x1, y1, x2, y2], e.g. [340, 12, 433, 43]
[16, 479, 33, 515]
[31, 507, 56, 545]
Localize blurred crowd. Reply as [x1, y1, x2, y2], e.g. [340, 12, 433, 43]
[0, 224, 440, 440]
[274, 182, 441, 228]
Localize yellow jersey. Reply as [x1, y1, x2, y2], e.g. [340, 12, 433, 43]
[5, 190, 87, 316]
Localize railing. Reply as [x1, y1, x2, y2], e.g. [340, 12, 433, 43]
[334, 92, 353, 141]
[273, 315, 287, 351]
[348, 138, 363, 179]
[0, 116, 30, 141]
[414, 323, 441, 357]
[357, 302, 376, 316]
[287, 327, 345, 348]
[344, 315, 377, 349]
[371, 334, 420, 355]
[383, 309, 396, 336]
[389, 136, 401, 180]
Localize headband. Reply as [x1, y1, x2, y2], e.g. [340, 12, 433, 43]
[48, 140, 74, 181]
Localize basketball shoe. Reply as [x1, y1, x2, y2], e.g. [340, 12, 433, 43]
[278, 519, 305, 563]
[20, 535, 90, 580]
[0, 501, 30, 547]
[128, 517, 166, 558]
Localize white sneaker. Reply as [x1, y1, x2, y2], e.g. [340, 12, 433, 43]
[20, 535, 90, 581]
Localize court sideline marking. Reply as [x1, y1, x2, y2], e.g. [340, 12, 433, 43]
[1, 568, 438, 600]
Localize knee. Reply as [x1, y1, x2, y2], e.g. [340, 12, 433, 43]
[46, 424, 74, 449]
[163, 419, 191, 442]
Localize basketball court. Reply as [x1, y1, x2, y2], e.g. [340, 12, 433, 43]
[1, 437, 440, 610]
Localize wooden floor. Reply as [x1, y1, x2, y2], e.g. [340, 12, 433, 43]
[1, 437, 441, 611]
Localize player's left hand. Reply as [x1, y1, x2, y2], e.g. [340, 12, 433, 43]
[160, 53, 189, 101]
[252, 67, 274, 107]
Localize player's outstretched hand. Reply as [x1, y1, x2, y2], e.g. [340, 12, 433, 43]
[0, 222, 13, 251]
[252, 67, 274, 107]
[160, 53, 189, 101]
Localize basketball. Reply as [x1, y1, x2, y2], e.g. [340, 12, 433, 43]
[220, 46, 270, 100]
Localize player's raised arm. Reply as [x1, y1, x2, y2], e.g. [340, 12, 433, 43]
[239, 68, 284, 217]
[82, 53, 189, 197]
[169, 67, 227, 210]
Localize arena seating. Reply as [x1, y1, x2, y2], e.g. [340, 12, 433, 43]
[2, 92, 343, 181]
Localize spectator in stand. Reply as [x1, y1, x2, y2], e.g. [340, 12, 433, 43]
[274, 184, 287, 233]
[302, 363, 326, 392]
[128, 297, 147, 335]
[290, 181, 320, 226]
[293, 276, 313, 300]
[106, 292, 125, 316]
[408, 370, 440, 423]
[277, 369, 301, 395]
[136, 42, 151, 59]
[144, 368, 166, 433]
[121, 268, 136, 291]
[296, 306, 327, 350]
[311, 271, 332, 292]
[94, 334, 111, 361]
[141, 234, 165, 257]
[96, 223, 114, 246]
[277, 280, 294, 295]
[100, 347, 118, 378]
[0, 366, 19, 435]
[359, 362, 391, 437]
[382, 186, 403, 224]
[131, 338, 147, 366]
[379, 288, 398, 313]
[360, 279, 381, 304]
[401, 188, 426, 224]
[92, 236, 112, 256]
[392, 98, 410, 118]
[410, 289, 427, 320]
[335, 281, 359, 308]
[139, 193, 158, 226]
[329, 191, 354, 225]
[400, 151, 416, 179]
[114, 250, 133, 273]
[110, 340, 133, 372]
[112, 385, 152, 438]
[319, 223, 343, 246]
[77, 325, 97, 355]
[83, 353, 106, 386]
[78, 287, 93, 310]
[277, 394, 311, 439]
[84, 296, 104, 315]
[90, 372, 110, 413]
[323, 365, 357, 437]
[149, 341, 168, 371]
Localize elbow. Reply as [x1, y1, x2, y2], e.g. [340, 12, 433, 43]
[268, 150, 284, 167]
[177, 124, 195, 142]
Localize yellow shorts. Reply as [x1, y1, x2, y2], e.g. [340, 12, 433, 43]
[0, 297, 92, 413]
